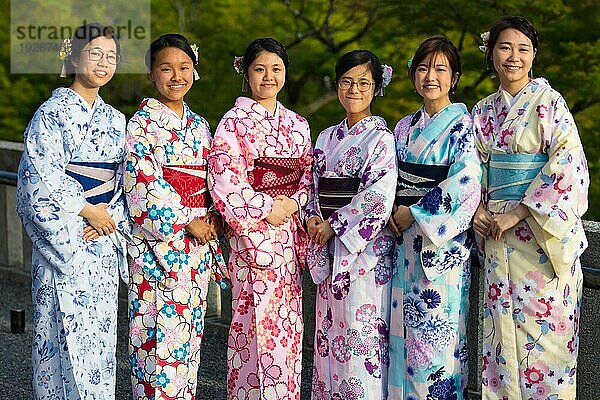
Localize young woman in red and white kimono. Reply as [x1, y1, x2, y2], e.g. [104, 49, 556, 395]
[124, 34, 225, 400]
[208, 37, 313, 399]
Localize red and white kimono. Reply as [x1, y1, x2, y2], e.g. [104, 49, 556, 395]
[124, 98, 224, 400]
[208, 96, 313, 399]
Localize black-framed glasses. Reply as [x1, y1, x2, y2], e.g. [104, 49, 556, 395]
[83, 49, 121, 65]
[338, 78, 375, 92]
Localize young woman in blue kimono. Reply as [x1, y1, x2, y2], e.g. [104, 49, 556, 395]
[472, 17, 589, 400]
[307, 50, 397, 400]
[16, 23, 129, 399]
[387, 36, 482, 400]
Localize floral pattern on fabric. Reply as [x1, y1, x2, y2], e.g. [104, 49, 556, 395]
[472, 78, 589, 400]
[208, 96, 313, 399]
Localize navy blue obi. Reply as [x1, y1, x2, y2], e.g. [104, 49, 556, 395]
[396, 161, 449, 207]
[65, 161, 118, 205]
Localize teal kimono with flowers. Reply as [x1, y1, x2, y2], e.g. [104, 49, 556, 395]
[388, 104, 481, 400]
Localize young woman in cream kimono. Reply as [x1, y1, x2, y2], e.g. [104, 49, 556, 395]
[472, 16, 589, 400]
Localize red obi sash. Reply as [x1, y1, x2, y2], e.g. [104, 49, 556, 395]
[249, 157, 301, 197]
[162, 164, 210, 208]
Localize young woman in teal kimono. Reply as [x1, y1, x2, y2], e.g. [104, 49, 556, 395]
[387, 36, 482, 400]
[472, 17, 589, 400]
[16, 23, 129, 399]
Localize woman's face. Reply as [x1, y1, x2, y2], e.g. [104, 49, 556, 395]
[413, 52, 455, 107]
[72, 36, 118, 89]
[150, 46, 194, 106]
[337, 63, 375, 116]
[492, 28, 535, 93]
[246, 51, 286, 103]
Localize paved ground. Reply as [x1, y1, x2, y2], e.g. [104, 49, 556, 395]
[0, 276, 314, 399]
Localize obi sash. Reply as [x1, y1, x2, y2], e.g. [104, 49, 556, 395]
[396, 161, 449, 206]
[318, 176, 360, 219]
[65, 161, 117, 205]
[487, 153, 549, 200]
[249, 157, 301, 197]
[162, 164, 210, 208]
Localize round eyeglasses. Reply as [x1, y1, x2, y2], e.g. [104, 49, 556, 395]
[82, 49, 121, 65]
[338, 78, 375, 92]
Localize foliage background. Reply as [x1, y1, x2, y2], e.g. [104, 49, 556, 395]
[1, 0, 598, 219]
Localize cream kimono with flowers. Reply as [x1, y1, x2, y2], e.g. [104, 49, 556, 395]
[472, 78, 589, 400]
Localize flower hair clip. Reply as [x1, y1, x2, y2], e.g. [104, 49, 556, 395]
[479, 31, 490, 53]
[190, 43, 200, 80]
[59, 38, 72, 78]
[233, 56, 244, 74]
[378, 64, 393, 96]
[407, 57, 413, 69]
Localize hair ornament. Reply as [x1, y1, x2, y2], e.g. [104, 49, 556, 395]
[59, 38, 72, 78]
[378, 64, 393, 96]
[479, 31, 490, 53]
[189, 43, 200, 80]
[233, 56, 244, 74]
[407, 57, 413, 69]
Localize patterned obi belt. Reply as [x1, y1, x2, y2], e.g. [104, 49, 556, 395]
[318, 176, 360, 220]
[162, 164, 210, 208]
[396, 161, 449, 207]
[487, 153, 548, 201]
[65, 161, 117, 205]
[249, 157, 301, 197]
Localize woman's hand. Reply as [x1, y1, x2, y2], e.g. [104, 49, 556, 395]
[265, 199, 290, 226]
[313, 219, 335, 246]
[274, 195, 299, 216]
[473, 202, 492, 237]
[79, 203, 116, 236]
[388, 204, 401, 236]
[82, 225, 100, 241]
[393, 205, 415, 231]
[186, 217, 214, 245]
[204, 212, 223, 237]
[307, 216, 322, 241]
[489, 204, 531, 240]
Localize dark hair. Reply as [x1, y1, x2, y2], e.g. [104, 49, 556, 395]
[485, 16, 539, 74]
[242, 37, 289, 78]
[408, 36, 462, 93]
[145, 33, 197, 70]
[335, 50, 384, 94]
[65, 22, 120, 76]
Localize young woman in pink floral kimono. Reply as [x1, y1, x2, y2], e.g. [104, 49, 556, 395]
[472, 16, 589, 400]
[208, 38, 313, 399]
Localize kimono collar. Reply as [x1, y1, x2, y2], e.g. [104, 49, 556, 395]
[234, 96, 283, 130]
[55, 87, 105, 114]
[497, 77, 550, 106]
[414, 103, 468, 142]
[338, 115, 386, 140]
[141, 97, 191, 128]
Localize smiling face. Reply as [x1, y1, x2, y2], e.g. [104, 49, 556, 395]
[71, 36, 118, 89]
[413, 51, 456, 114]
[337, 63, 375, 120]
[247, 50, 286, 106]
[150, 46, 194, 108]
[492, 28, 536, 95]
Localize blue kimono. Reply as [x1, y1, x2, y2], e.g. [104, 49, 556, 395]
[388, 104, 481, 400]
[16, 88, 129, 399]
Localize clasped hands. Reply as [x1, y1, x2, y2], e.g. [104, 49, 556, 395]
[307, 216, 335, 246]
[186, 212, 223, 245]
[473, 202, 530, 240]
[80, 202, 117, 241]
[387, 204, 415, 236]
[265, 195, 298, 226]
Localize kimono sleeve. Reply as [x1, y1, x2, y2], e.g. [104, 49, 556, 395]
[410, 116, 482, 247]
[520, 95, 589, 272]
[17, 106, 86, 234]
[207, 114, 274, 234]
[290, 137, 314, 221]
[329, 130, 397, 254]
[123, 114, 196, 244]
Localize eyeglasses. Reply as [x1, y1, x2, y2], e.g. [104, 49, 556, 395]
[83, 49, 121, 65]
[338, 78, 375, 92]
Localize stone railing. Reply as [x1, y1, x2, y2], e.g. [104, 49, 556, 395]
[1, 140, 598, 398]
